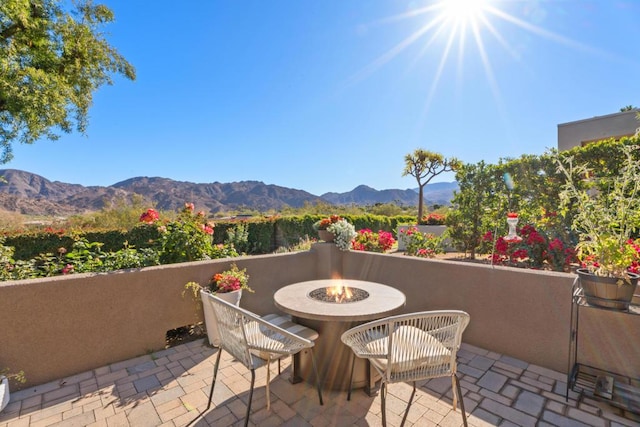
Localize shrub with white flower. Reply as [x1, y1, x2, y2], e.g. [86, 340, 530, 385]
[327, 219, 357, 251]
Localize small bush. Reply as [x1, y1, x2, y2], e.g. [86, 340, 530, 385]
[399, 226, 445, 258]
[352, 229, 396, 252]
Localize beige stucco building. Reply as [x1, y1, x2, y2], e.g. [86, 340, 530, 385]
[557, 109, 640, 151]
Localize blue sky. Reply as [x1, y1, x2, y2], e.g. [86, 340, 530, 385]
[6, 0, 640, 195]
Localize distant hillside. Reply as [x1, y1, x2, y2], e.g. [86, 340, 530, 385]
[418, 182, 459, 206]
[321, 182, 457, 207]
[112, 177, 324, 213]
[0, 169, 457, 216]
[322, 185, 419, 206]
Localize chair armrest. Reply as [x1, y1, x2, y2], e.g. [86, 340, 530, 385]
[245, 315, 315, 356]
[341, 321, 390, 359]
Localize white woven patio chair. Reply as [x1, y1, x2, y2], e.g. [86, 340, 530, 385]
[341, 310, 470, 427]
[201, 292, 323, 427]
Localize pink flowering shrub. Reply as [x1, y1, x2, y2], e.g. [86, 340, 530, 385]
[352, 229, 396, 253]
[399, 226, 444, 258]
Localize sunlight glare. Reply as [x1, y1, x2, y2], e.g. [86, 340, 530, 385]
[441, 0, 489, 24]
[351, 0, 604, 118]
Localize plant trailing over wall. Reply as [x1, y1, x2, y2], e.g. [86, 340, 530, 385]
[1, 367, 26, 384]
[327, 218, 357, 251]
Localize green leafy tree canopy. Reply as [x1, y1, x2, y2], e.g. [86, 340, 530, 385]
[0, 0, 135, 163]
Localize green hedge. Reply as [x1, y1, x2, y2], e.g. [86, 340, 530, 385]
[4, 214, 419, 260]
[5, 226, 161, 261]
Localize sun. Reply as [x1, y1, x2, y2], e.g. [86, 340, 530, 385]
[440, 0, 490, 26]
[353, 0, 593, 115]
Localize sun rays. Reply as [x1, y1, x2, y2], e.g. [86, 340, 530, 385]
[351, 0, 599, 116]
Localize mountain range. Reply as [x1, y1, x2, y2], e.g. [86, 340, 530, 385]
[0, 169, 458, 216]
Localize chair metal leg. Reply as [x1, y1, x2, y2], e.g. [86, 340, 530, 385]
[347, 353, 356, 401]
[266, 356, 272, 411]
[243, 369, 256, 427]
[381, 382, 387, 427]
[310, 349, 324, 405]
[400, 382, 416, 427]
[453, 373, 468, 427]
[205, 349, 223, 411]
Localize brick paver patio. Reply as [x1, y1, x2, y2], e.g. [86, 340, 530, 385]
[1, 339, 638, 426]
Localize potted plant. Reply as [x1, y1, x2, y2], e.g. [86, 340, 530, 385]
[555, 144, 640, 309]
[313, 215, 342, 242]
[325, 218, 357, 251]
[184, 263, 252, 346]
[1, 368, 25, 413]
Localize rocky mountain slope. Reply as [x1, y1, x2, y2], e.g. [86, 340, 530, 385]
[322, 182, 457, 207]
[0, 169, 457, 216]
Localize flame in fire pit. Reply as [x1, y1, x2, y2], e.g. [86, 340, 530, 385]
[308, 285, 369, 304]
[327, 283, 353, 303]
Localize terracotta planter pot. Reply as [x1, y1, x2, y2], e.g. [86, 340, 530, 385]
[577, 268, 639, 310]
[201, 289, 242, 346]
[317, 230, 335, 242]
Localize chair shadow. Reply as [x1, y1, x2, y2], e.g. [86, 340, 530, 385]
[8, 339, 213, 423]
[184, 358, 339, 426]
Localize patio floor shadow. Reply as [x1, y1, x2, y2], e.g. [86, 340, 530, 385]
[1, 339, 639, 427]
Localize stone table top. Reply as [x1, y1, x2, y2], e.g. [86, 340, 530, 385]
[274, 279, 406, 322]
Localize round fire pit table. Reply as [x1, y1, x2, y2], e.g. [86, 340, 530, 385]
[274, 279, 406, 393]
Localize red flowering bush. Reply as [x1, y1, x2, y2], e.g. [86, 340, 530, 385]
[416, 248, 436, 258]
[418, 213, 446, 225]
[483, 224, 577, 271]
[140, 202, 219, 264]
[399, 226, 444, 258]
[139, 208, 160, 224]
[352, 229, 396, 253]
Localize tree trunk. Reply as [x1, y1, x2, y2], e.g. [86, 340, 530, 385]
[417, 186, 425, 221]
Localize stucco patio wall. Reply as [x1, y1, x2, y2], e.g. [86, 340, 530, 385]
[1, 243, 638, 391]
[341, 248, 640, 380]
[0, 251, 317, 390]
[342, 249, 573, 373]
